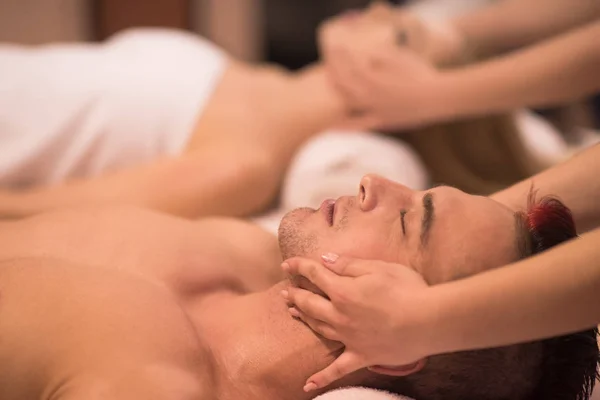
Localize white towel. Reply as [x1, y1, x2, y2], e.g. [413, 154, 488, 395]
[0, 28, 225, 187]
[314, 387, 414, 400]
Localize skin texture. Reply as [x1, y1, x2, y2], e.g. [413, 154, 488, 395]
[493, 144, 600, 233]
[451, 0, 600, 60]
[0, 175, 521, 400]
[278, 174, 519, 285]
[316, 2, 543, 198]
[0, 2, 546, 216]
[0, 208, 337, 400]
[431, 227, 600, 354]
[0, 60, 346, 219]
[281, 144, 600, 389]
[0, 0, 556, 219]
[324, 2, 600, 132]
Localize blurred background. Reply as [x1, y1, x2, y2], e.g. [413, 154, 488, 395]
[1, 0, 597, 131]
[0, 0, 512, 65]
[0, 0, 410, 65]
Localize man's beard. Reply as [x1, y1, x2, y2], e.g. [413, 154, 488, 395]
[278, 207, 319, 260]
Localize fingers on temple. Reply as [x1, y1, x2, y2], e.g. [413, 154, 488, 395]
[305, 351, 366, 392]
[284, 257, 339, 294]
[286, 286, 338, 324]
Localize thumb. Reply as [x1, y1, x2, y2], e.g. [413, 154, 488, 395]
[320, 254, 372, 278]
[304, 351, 367, 392]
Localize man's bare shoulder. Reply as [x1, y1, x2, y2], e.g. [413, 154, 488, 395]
[0, 256, 217, 400]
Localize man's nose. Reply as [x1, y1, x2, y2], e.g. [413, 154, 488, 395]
[359, 174, 413, 211]
[359, 174, 384, 211]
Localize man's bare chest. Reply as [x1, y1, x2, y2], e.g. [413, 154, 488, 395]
[0, 257, 217, 400]
[0, 207, 282, 295]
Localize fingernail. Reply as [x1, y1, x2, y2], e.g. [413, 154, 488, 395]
[321, 253, 339, 263]
[289, 307, 301, 318]
[280, 290, 289, 299]
[281, 262, 290, 271]
[304, 382, 318, 392]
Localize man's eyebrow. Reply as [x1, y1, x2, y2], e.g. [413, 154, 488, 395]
[420, 192, 435, 247]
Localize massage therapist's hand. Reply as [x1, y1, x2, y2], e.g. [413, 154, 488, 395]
[326, 44, 444, 131]
[319, 4, 451, 131]
[318, 7, 396, 67]
[280, 254, 434, 391]
[320, 3, 466, 67]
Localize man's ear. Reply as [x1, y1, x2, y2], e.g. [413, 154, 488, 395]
[368, 359, 427, 377]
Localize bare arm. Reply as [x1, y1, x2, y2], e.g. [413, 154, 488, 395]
[0, 63, 345, 220]
[451, 0, 600, 59]
[0, 144, 274, 219]
[492, 144, 600, 233]
[322, 12, 600, 130]
[434, 20, 600, 125]
[390, 0, 600, 66]
[430, 227, 600, 355]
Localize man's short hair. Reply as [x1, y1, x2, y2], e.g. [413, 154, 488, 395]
[371, 194, 600, 400]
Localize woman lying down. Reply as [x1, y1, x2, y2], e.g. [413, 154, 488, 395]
[0, 4, 547, 220]
[0, 174, 596, 400]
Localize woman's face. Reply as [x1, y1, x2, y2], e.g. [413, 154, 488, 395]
[318, 2, 402, 56]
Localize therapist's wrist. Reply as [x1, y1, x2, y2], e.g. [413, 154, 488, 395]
[394, 285, 449, 359]
[415, 280, 485, 358]
[417, 285, 451, 357]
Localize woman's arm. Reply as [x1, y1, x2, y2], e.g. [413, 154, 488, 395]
[492, 144, 600, 233]
[0, 64, 346, 220]
[280, 228, 600, 389]
[0, 144, 276, 219]
[325, 18, 600, 131]
[430, 227, 600, 355]
[436, 19, 600, 122]
[451, 0, 600, 59]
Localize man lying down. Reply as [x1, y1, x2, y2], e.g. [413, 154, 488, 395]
[0, 175, 597, 400]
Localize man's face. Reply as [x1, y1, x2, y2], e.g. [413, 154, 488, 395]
[278, 175, 520, 284]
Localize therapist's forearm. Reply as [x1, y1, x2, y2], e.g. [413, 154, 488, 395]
[429, 228, 600, 355]
[452, 0, 600, 59]
[492, 144, 600, 233]
[436, 20, 600, 122]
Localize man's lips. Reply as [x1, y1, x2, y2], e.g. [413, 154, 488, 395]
[320, 199, 336, 226]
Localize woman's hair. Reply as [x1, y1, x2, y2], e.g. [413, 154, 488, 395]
[373, 193, 599, 400]
[400, 115, 546, 195]
[395, 20, 548, 196]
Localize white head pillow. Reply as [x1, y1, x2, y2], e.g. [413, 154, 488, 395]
[314, 387, 415, 400]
